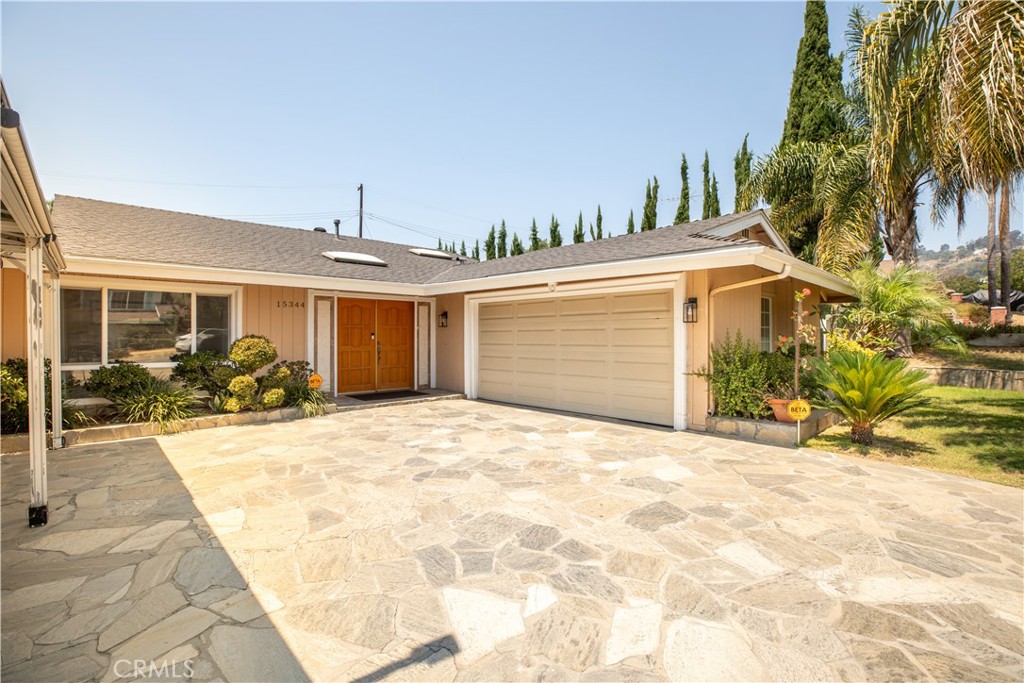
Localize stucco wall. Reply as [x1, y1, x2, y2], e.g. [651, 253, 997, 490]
[242, 284, 308, 362]
[1, 268, 27, 361]
[434, 293, 465, 392]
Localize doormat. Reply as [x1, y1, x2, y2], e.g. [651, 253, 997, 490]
[348, 390, 427, 401]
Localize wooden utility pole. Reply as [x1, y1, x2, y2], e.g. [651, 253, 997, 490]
[358, 183, 364, 238]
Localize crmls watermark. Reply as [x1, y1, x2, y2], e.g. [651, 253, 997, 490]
[113, 659, 195, 679]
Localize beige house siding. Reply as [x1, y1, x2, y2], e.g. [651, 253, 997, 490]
[242, 284, 308, 363]
[435, 293, 465, 392]
[2, 268, 27, 361]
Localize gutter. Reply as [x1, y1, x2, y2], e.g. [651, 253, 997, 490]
[706, 264, 792, 414]
[1, 98, 66, 272]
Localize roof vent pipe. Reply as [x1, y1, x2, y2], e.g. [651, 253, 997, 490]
[333, 219, 341, 238]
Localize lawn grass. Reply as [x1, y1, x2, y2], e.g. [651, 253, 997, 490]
[806, 385, 1024, 488]
[910, 347, 1024, 371]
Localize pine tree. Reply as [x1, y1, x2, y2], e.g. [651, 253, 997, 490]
[627, 210, 636, 234]
[709, 174, 721, 218]
[589, 223, 596, 241]
[782, 0, 844, 146]
[596, 205, 603, 239]
[675, 154, 690, 224]
[701, 151, 712, 220]
[472, 240, 480, 260]
[460, 241, 467, 257]
[528, 218, 542, 251]
[573, 212, 585, 243]
[549, 215, 563, 247]
[437, 238, 443, 250]
[484, 225, 496, 260]
[511, 233, 525, 256]
[733, 134, 754, 212]
[497, 220, 508, 258]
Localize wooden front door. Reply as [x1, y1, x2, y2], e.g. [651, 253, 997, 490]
[337, 299, 414, 393]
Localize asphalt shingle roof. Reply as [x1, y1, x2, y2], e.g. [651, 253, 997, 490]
[51, 196, 766, 286]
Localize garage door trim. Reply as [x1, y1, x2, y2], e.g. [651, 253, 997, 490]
[464, 275, 688, 430]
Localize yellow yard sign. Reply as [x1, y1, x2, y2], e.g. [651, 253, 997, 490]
[308, 373, 323, 389]
[787, 399, 811, 422]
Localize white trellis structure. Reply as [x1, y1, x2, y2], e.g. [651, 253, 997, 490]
[2, 80, 66, 527]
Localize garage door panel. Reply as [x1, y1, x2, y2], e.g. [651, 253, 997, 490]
[478, 291, 674, 426]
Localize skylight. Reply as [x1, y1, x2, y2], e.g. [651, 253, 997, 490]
[321, 251, 387, 267]
[409, 248, 455, 260]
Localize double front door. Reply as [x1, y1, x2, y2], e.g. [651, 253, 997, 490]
[337, 298, 415, 393]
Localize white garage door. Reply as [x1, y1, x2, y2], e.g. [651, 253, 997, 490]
[478, 290, 674, 426]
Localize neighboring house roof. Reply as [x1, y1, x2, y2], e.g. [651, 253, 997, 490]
[963, 289, 1024, 310]
[52, 196, 787, 286]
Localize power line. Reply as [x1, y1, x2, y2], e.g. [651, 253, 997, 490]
[41, 169, 362, 189]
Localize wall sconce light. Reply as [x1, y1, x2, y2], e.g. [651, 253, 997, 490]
[683, 297, 698, 323]
[438, 311, 448, 328]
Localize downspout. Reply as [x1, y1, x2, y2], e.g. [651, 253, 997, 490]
[706, 264, 792, 415]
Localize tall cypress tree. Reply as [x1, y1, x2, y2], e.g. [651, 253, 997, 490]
[627, 210, 636, 234]
[701, 151, 712, 220]
[437, 238, 443, 250]
[675, 154, 690, 224]
[573, 212, 585, 243]
[596, 205, 603, 239]
[460, 241, 467, 257]
[709, 174, 721, 218]
[497, 220, 508, 258]
[549, 215, 563, 247]
[782, 0, 844, 146]
[511, 233, 525, 256]
[650, 176, 659, 229]
[733, 134, 753, 212]
[528, 218, 541, 250]
[641, 180, 653, 231]
[484, 225, 496, 260]
[472, 240, 480, 260]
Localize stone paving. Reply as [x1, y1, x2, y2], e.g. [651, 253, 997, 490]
[2, 399, 1023, 682]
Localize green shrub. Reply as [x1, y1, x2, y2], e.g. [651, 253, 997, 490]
[84, 362, 153, 400]
[227, 374, 258, 410]
[260, 387, 285, 408]
[1, 366, 28, 433]
[229, 335, 278, 374]
[222, 397, 244, 413]
[694, 333, 770, 419]
[2, 358, 86, 433]
[950, 322, 1024, 341]
[170, 351, 240, 394]
[115, 379, 197, 434]
[809, 351, 930, 445]
[289, 384, 331, 417]
[825, 330, 877, 358]
[259, 366, 291, 391]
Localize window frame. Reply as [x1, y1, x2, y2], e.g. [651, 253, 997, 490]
[760, 295, 773, 353]
[60, 276, 242, 372]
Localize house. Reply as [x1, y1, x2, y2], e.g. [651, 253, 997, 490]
[3, 195, 854, 436]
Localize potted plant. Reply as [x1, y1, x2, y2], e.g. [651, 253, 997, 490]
[765, 383, 799, 423]
[765, 288, 817, 421]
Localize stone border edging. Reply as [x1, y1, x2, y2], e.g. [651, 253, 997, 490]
[0, 392, 467, 454]
[917, 366, 1024, 391]
[705, 409, 839, 447]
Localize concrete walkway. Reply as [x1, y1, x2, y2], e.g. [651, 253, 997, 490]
[2, 399, 1022, 682]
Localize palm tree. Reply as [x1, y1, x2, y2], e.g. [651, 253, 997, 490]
[832, 260, 961, 355]
[860, 1, 1024, 309]
[810, 351, 931, 446]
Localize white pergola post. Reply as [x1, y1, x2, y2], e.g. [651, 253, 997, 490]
[26, 237, 48, 527]
[48, 275, 63, 449]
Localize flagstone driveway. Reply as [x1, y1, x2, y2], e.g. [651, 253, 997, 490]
[2, 399, 1022, 682]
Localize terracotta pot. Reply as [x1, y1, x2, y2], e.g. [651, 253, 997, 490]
[767, 398, 797, 423]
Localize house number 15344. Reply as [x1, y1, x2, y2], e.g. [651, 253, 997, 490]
[275, 301, 305, 308]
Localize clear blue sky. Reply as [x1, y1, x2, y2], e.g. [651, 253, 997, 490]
[2, 1, 1017, 252]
